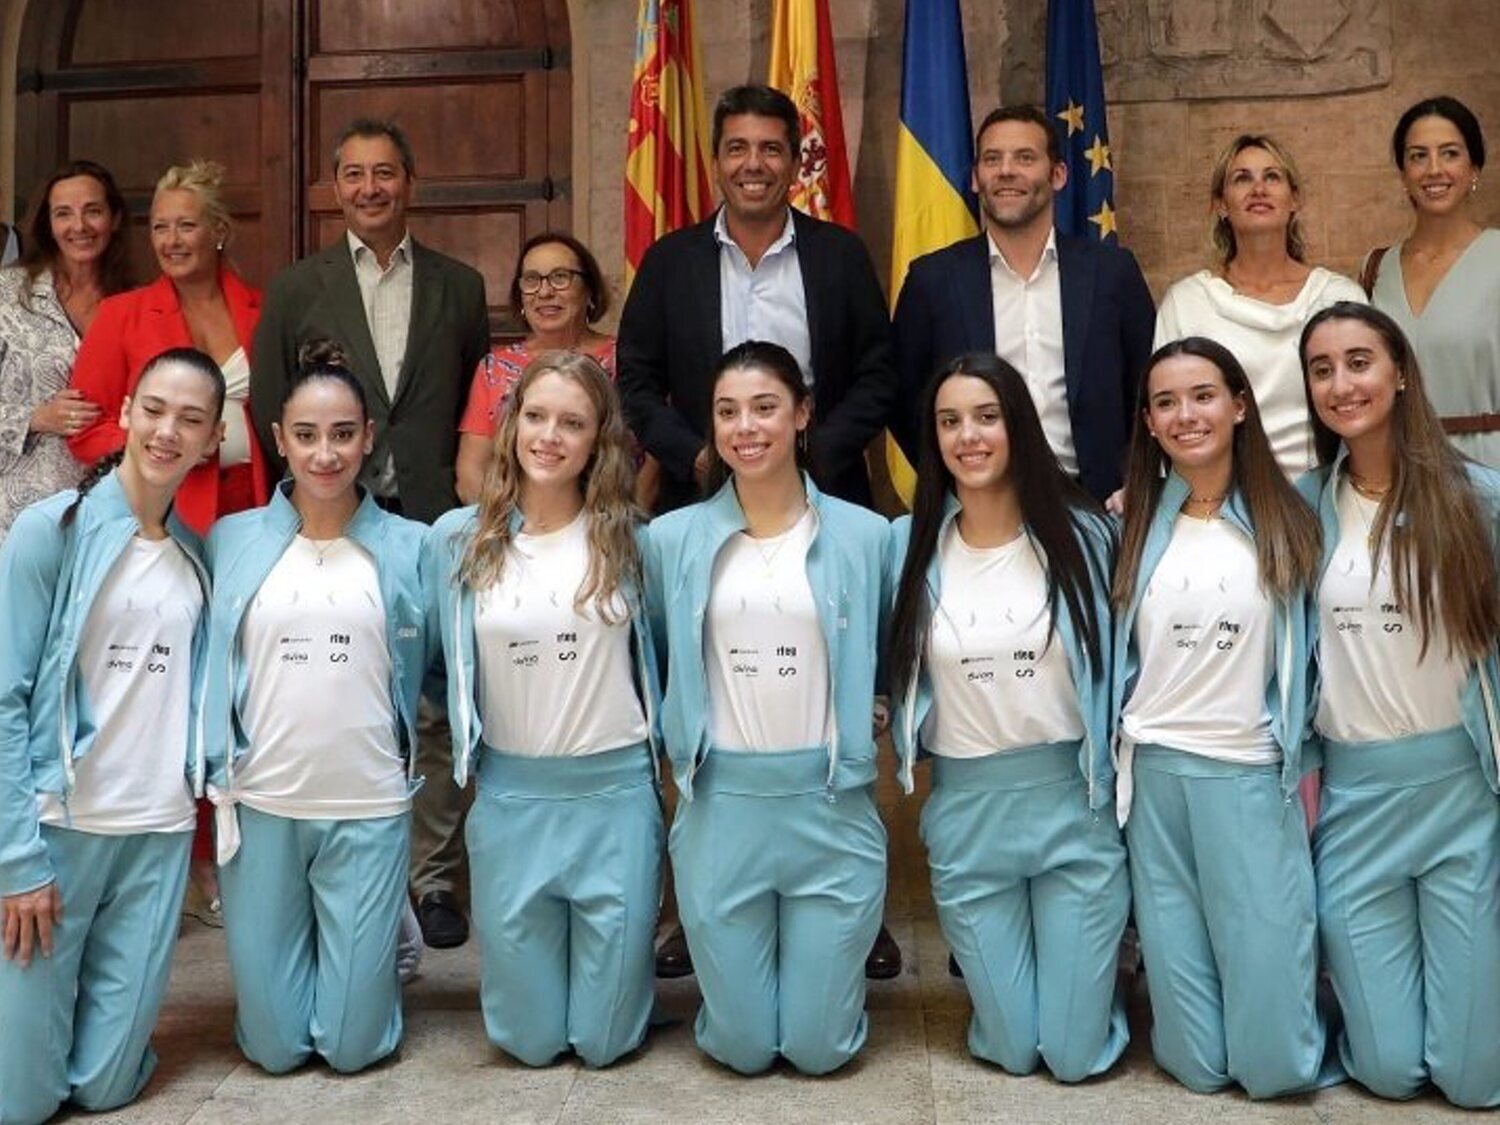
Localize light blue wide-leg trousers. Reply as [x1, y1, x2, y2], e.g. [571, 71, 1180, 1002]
[1316, 726, 1500, 1108]
[0, 826, 189, 1125]
[467, 743, 662, 1068]
[218, 805, 409, 1075]
[1126, 745, 1335, 1098]
[671, 747, 887, 1076]
[922, 742, 1130, 1080]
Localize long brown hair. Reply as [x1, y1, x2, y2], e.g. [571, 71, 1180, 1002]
[889, 354, 1109, 696]
[459, 351, 641, 622]
[1113, 337, 1321, 609]
[1301, 302, 1500, 660]
[19, 160, 132, 308]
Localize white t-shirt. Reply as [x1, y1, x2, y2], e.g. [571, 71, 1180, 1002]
[1121, 514, 1279, 762]
[235, 536, 408, 817]
[923, 522, 1084, 756]
[1315, 482, 1467, 743]
[218, 347, 252, 467]
[473, 515, 648, 756]
[38, 536, 202, 833]
[705, 507, 831, 751]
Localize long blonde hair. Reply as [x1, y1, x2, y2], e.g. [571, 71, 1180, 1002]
[1209, 133, 1307, 267]
[458, 351, 641, 622]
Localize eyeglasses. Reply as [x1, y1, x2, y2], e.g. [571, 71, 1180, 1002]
[518, 267, 586, 294]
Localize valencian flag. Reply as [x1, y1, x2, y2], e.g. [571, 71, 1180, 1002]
[1046, 0, 1116, 241]
[624, 0, 715, 285]
[886, 0, 978, 504]
[768, 0, 856, 230]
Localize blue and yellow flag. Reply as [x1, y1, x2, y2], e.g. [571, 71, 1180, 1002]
[887, 0, 978, 503]
[1046, 0, 1116, 241]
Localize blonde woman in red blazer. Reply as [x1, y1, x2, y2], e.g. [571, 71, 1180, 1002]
[70, 160, 267, 535]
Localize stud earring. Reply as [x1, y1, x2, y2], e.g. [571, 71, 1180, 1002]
[216, 241, 225, 251]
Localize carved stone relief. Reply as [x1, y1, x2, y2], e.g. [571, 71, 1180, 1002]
[995, 0, 1391, 105]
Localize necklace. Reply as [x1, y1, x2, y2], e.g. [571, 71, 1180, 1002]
[1347, 470, 1391, 500]
[304, 536, 341, 567]
[749, 502, 809, 571]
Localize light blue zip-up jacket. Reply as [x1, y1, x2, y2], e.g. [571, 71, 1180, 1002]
[889, 493, 1117, 811]
[1298, 449, 1500, 791]
[641, 475, 892, 799]
[0, 472, 210, 897]
[424, 505, 664, 788]
[1110, 471, 1316, 822]
[201, 483, 431, 795]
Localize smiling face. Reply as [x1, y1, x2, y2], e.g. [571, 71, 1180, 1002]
[972, 118, 1066, 235]
[519, 240, 591, 341]
[1401, 114, 1478, 218]
[713, 112, 796, 227]
[334, 133, 413, 251]
[48, 174, 118, 274]
[934, 374, 1012, 495]
[1303, 317, 1401, 449]
[273, 378, 373, 506]
[712, 363, 810, 484]
[1216, 145, 1299, 240]
[1144, 354, 1245, 478]
[150, 188, 222, 286]
[514, 370, 600, 491]
[119, 359, 224, 492]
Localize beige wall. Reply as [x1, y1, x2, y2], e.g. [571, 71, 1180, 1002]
[4, 0, 1498, 305]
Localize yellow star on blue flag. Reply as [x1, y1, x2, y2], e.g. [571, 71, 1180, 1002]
[1046, 0, 1116, 241]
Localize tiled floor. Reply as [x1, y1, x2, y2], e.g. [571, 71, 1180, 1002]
[60, 772, 1478, 1123]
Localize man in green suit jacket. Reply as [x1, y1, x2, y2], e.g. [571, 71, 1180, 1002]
[250, 119, 490, 951]
[250, 119, 489, 524]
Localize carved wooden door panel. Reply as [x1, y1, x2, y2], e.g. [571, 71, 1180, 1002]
[15, 0, 571, 330]
[15, 0, 296, 288]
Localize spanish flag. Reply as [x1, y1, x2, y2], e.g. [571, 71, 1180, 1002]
[768, 0, 856, 230]
[624, 0, 715, 286]
[886, 0, 978, 503]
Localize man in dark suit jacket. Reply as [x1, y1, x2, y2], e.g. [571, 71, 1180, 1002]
[617, 85, 897, 512]
[250, 121, 489, 525]
[250, 119, 489, 953]
[891, 105, 1155, 502]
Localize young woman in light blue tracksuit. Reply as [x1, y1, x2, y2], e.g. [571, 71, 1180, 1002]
[887, 353, 1129, 1081]
[0, 347, 225, 1125]
[1112, 337, 1337, 1098]
[201, 343, 429, 1075]
[642, 340, 891, 1077]
[427, 351, 663, 1068]
[1297, 302, 1500, 1108]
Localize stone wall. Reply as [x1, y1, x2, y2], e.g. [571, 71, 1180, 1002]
[577, 0, 1500, 313]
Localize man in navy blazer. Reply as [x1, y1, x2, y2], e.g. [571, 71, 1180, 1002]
[617, 86, 897, 513]
[891, 105, 1154, 502]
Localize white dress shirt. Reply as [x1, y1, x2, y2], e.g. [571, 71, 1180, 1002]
[716, 208, 814, 386]
[990, 229, 1075, 476]
[348, 230, 414, 497]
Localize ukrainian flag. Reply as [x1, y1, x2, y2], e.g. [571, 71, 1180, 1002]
[887, 0, 978, 504]
[1047, 0, 1116, 241]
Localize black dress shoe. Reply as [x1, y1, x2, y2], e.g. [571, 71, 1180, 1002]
[865, 923, 902, 980]
[948, 953, 963, 978]
[655, 923, 694, 978]
[416, 891, 469, 949]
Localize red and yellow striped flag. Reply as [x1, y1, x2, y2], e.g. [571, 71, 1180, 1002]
[768, 0, 856, 230]
[624, 0, 715, 285]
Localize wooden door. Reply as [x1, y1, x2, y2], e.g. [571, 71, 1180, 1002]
[303, 0, 572, 333]
[15, 0, 572, 331]
[14, 0, 296, 288]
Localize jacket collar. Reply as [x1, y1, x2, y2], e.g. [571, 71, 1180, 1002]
[266, 480, 388, 548]
[702, 471, 826, 540]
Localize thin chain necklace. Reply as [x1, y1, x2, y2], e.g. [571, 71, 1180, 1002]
[1347, 470, 1391, 501]
[303, 535, 341, 567]
[749, 502, 809, 571]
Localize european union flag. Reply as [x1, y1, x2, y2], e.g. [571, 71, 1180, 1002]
[1046, 0, 1116, 241]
